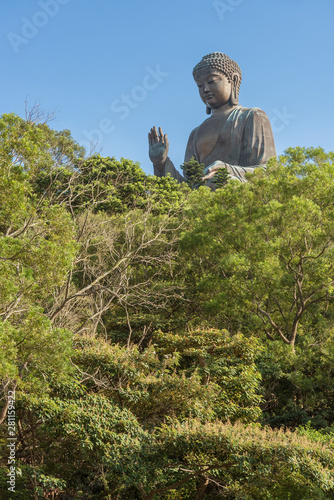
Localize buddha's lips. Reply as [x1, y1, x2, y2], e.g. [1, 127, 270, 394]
[205, 94, 214, 101]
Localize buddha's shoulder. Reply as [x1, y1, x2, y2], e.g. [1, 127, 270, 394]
[238, 106, 270, 120]
[188, 124, 201, 139]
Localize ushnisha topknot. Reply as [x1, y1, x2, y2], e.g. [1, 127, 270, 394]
[193, 52, 242, 94]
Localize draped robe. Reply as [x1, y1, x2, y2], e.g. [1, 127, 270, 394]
[153, 105, 276, 183]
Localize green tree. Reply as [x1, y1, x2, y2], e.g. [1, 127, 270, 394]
[212, 165, 229, 188]
[177, 147, 334, 428]
[155, 328, 263, 423]
[7, 395, 334, 499]
[180, 147, 334, 352]
[34, 154, 189, 216]
[0, 151, 78, 423]
[3, 111, 334, 499]
[0, 328, 263, 498]
[0, 111, 84, 179]
[181, 157, 206, 189]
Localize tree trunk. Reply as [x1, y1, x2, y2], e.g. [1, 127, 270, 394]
[194, 477, 209, 500]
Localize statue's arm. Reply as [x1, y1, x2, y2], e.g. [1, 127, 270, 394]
[149, 126, 185, 183]
[157, 127, 199, 183]
[239, 107, 276, 167]
[153, 157, 185, 183]
[150, 126, 200, 183]
[204, 162, 256, 183]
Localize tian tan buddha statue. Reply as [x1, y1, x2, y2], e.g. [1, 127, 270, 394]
[148, 52, 276, 184]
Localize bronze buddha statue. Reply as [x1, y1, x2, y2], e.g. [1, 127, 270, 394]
[148, 52, 276, 184]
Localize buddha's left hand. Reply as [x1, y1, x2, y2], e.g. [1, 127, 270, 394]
[203, 161, 229, 180]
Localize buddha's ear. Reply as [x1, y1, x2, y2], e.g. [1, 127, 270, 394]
[230, 72, 240, 105]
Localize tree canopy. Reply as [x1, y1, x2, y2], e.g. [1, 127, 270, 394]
[0, 115, 334, 499]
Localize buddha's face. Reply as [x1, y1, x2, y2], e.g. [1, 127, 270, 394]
[195, 69, 232, 110]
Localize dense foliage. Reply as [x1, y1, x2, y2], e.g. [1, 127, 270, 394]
[0, 114, 334, 499]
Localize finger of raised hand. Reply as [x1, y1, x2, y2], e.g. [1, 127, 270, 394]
[158, 127, 164, 143]
[152, 126, 159, 142]
[164, 134, 169, 147]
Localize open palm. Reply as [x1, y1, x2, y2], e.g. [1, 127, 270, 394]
[148, 126, 169, 168]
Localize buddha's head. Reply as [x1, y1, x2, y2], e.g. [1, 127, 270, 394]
[193, 53, 242, 114]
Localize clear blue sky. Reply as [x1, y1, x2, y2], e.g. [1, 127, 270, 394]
[1, 0, 333, 174]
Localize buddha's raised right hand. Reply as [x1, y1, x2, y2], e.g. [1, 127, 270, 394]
[148, 126, 169, 170]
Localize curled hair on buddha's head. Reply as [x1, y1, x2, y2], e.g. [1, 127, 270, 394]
[193, 52, 242, 96]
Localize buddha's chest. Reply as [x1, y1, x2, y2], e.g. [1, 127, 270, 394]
[194, 115, 230, 163]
